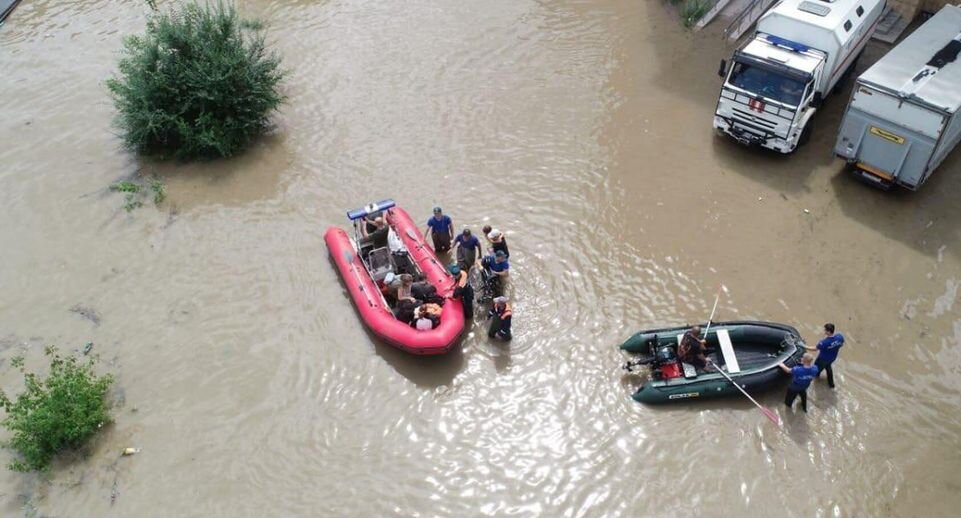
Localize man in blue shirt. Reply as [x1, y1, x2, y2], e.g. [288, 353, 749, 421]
[453, 227, 482, 271]
[778, 353, 819, 413]
[804, 323, 844, 388]
[482, 250, 510, 297]
[424, 207, 454, 253]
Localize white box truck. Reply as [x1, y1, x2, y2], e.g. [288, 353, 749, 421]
[714, 0, 885, 153]
[834, 5, 961, 190]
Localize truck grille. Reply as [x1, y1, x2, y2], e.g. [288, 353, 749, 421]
[732, 108, 777, 129]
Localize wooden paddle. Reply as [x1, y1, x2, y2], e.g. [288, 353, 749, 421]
[703, 287, 780, 426]
[709, 359, 781, 426]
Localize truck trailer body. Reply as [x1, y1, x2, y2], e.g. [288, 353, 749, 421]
[834, 5, 961, 190]
[714, 0, 885, 153]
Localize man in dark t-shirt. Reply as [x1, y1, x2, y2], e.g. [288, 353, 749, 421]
[424, 207, 453, 253]
[453, 227, 482, 271]
[363, 216, 389, 249]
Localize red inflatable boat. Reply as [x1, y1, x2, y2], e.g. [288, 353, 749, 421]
[325, 200, 464, 355]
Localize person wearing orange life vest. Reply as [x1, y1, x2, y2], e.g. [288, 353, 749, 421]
[487, 296, 512, 340]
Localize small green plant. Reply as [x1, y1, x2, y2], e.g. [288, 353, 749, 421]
[680, 0, 711, 28]
[109, 181, 141, 194]
[110, 177, 165, 211]
[150, 179, 166, 204]
[107, 1, 285, 160]
[0, 347, 113, 472]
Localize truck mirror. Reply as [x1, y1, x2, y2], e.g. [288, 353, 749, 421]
[717, 59, 728, 78]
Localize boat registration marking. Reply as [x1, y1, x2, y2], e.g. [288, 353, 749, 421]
[669, 392, 700, 399]
[869, 126, 905, 145]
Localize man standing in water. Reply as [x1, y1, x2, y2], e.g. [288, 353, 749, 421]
[425, 207, 454, 253]
[805, 323, 844, 388]
[453, 227, 482, 272]
[779, 353, 819, 413]
[488, 296, 512, 340]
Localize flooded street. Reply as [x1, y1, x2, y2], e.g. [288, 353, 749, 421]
[2, 0, 960, 515]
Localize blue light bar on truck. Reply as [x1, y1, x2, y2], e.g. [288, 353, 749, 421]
[347, 199, 396, 220]
[765, 35, 810, 53]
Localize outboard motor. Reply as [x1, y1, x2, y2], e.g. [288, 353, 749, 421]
[655, 345, 682, 380]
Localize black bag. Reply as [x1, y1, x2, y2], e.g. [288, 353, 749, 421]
[411, 281, 437, 301]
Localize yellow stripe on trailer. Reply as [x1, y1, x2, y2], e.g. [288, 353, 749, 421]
[869, 126, 905, 144]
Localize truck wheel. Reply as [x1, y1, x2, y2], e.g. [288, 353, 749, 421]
[792, 122, 814, 153]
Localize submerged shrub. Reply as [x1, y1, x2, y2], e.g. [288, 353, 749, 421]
[0, 347, 113, 472]
[680, 0, 711, 28]
[107, 1, 285, 160]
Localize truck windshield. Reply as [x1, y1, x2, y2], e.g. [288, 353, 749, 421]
[728, 61, 807, 106]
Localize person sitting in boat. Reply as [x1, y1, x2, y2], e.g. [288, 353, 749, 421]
[481, 250, 510, 296]
[396, 274, 415, 302]
[678, 326, 709, 370]
[394, 297, 420, 324]
[412, 304, 442, 330]
[448, 264, 474, 319]
[361, 216, 390, 249]
[414, 306, 435, 330]
[487, 296, 512, 340]
[424, 207, 454, 253]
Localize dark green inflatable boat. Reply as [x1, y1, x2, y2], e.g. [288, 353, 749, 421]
[621, 321, 804, 404]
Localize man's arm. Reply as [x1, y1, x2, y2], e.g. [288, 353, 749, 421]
[448, 218, 454, 239]
[777, 362, 791, 374]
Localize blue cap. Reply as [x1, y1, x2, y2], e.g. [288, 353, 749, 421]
[495, 250, 506, 258]
[447, 264, 460, 275]
[433, 206, 442, 213]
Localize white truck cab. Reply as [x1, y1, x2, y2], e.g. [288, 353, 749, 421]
[714, 0, 885, 153]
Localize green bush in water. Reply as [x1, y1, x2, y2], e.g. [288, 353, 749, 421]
[107, 1, 285, 160]
[0, 347, 113, 472]
[681, 0, 712, 28]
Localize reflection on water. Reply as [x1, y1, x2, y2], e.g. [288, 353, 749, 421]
[1, 0, 960, 516]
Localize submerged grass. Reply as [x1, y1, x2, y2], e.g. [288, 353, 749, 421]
[680, 0, 712, 28]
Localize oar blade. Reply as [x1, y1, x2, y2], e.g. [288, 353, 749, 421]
[761, 407, 781, 426]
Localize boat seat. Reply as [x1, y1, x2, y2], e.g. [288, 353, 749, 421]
[366, 247, 395, 282]
[716, 329, 741, 374]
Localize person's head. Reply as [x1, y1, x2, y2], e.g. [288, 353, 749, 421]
[482, 224, 492, 236]
[801, 353, 815, 366]
[494, 250, 507, 262]
[824, 323, 835, 336]
[400, 274, 413, 286]
[488, 229, 503, 242]
[447, 264, 460, 276]
[493, 296, 508, 307]
[433, 207, 443, 219]
[373, 216, 385, 228]
[462, 227, 471, 238]
[690, 325, 701, 336]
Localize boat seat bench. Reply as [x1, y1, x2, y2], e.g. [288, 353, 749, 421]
[716, 329, 741, 373]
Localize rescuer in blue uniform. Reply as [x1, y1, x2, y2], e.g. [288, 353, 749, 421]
[778, 353, 818, 413]
[804, 323, 845, 388]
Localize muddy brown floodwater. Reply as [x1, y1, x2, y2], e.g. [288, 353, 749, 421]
[1, 0, 960, 516]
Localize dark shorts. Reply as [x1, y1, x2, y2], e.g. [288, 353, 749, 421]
[432, 231, 452, 253]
